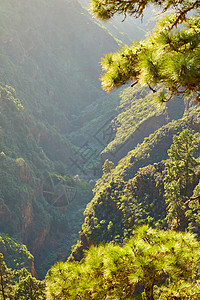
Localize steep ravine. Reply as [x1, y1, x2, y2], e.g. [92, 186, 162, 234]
[0, 0, 122, 278]
[1, 0, 199, 282]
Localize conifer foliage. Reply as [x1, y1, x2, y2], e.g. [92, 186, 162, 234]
[164, 129, 199, 230]
[0, 254, 15, 300]
[90, 0, 200, 22]
[46, 226, 200, 300]
[0, 254, 45, 300]
[90, 0, 200, 102]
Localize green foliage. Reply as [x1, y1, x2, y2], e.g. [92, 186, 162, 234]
[126, 226, 200, 299]
[14, 268, 45, 300]
[1, 0, 200, 286]
[0, 0, 118, 116]
[0, 254, 45, 300]
[94, 111, 199, 200]
[164, 129, 199, 230]
[90, 0, 200, 102]
[102, 159, 114, 174]
[0, 82, 96, 278]
[0, 234, 33, 272]
[70, 163, 167, 263]
[0, 0, 122, 276]
[154, 280, 200, 299]
[46, 226, 200, 300]
[73, 111, 200, 260]
[90, 0, 199, 22]
[0, 253, 16, 300]
[102, 84, 184, 156]
[187, 180, 200, 234]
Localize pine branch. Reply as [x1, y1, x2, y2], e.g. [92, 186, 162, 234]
[185, 195, 200, 205]
[147, 82, 157, 93]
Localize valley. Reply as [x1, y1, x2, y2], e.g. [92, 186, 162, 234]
[0, 0, 200, 298]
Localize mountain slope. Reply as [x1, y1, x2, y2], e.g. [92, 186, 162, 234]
[0, 0, 123, 278]
[70, 103, 200, 260]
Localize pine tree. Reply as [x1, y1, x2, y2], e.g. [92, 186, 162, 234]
[0, 253, 15, 300]
[89, 0, 200, 103]
[46, 226, 200, 300]
[164, 129, 198, 230]
[186, 178, 200, 234]
[90, 0, 200, 23]
[126, 226, 200, 300]
[0, 254, 45, 300]
[14, 268, 45, 300]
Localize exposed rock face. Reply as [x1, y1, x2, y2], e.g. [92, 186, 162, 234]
[69, 230, 95, 262]
[32, 226, 50, 255]
[31, 261, 38, 278]
[0, 86, 70, 277]
[21, 200, 33, 243]
[17, 159, 32, 183]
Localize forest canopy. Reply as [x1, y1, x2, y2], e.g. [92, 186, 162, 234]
[90, 0, 200, 103]
[46, 226, 200, 300]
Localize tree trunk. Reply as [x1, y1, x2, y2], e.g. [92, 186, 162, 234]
[144, 283, 154, 300]
[0, 272, 6, 300]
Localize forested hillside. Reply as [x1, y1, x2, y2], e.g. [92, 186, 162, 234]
[0, 0, 123, 278]
[0, 0, 200, 298]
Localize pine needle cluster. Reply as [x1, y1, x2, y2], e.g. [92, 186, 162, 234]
[90, 0, 200, 103]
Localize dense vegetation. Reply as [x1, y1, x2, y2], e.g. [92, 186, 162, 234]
[0, 0, 122, 278]
[70, 128, 200, 261]
[0, 234, 34, 274]
[0, 83, 95, 278]
[46, 227, 200, 300]
[67, 1, 200, 297]
[90, 0, 200, 102]
[0, 0, 200, 298]
[101, 85, 185, 163]
[0, 254, 45, 300]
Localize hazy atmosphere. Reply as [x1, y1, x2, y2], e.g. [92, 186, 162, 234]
[0, 0, 200, 299]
